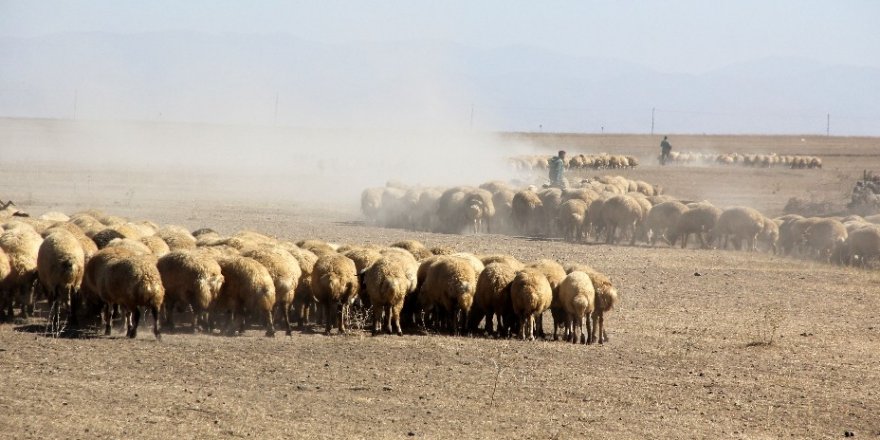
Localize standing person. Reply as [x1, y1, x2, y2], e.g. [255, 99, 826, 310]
[548, 150, 567, 188]
[660, 136, 672, 165]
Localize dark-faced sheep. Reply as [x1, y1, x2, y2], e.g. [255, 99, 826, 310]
[510, 268, 552, 341]
[559, 271, 596, 344]
[310, 253, 359, 335]
[215, 256, 276, 337]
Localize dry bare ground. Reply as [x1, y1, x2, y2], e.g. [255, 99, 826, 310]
[1, 119, 879, 439]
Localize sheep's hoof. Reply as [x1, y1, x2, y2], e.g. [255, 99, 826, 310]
[396, 331, 403, 337]
[154, 333, 162, 341]
[371, 330, 380, 336]
[104, 327, 112, 336]
[285, 330, 292, 336]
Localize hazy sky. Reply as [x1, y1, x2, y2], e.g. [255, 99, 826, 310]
[1, 0, 878, 73]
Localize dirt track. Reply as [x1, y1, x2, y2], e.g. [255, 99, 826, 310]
[1, 119, 880, 439]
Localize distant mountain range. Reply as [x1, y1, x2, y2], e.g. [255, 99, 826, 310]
[2, 32, 878, 135]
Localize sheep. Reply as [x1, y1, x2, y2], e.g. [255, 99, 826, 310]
[712, 207, 765, 251]
[279, 243, 319, 329]
[92, 228, 126, 249]
[479, 254, 524, 271]
[509, 268, 552, 341]
[0, 228, 43, 319]
[645, 201, 689, 246]
[390, 240, 432, 260]
[803, 218, 848, 261]
[537, 188, 563, 236]
[96, 253, 165, 339]
[583, 268, 618, 344]
[310, 253, 359, 335]
[526, 259, 567, 340]
[361, 187, 384, 224]
[832, 225, 880, 266]
[585, 197, 607, 241]
[601, 195, 643, 245]
[450, 252, 485, 277]
[758, 216, 780, 254]
[557, 199, 588, 242]
[215, 256, 276, 337]
[105, 238, 153, 255]
[297, 239, 338, 257]
[241, 246, 302, 335]
[0, 248, 11, 320]
[469, 262, 518, 336]
[784, 217, 822, 256]
[362, 254, 418, 335]
[670, 202, 722, 249]
[420, 256, 477, 335]
[490, 188, 516, 235]
[559, 271, 596, 344]
[36, 230, 86, 330]
[157, 250, 224, 333]
[140, 235, 171, 256]
[511, 189, 543, 236]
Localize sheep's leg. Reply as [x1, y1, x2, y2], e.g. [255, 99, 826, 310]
[484, 311, 495, 336]
[103, 304, 113, 336]
[371, 305, 383, 335]
[265, 308, 275, 337]
[628, 224, 637, 246]
[535, 313, 546, 339]
[281, 302, 292, 336]
[392, 303, 404, 336]
[323, 302, 333, 335]
[596, 312, 605, 345]
[384, 304, 393, 334]
[527, 315, 535, 341]
[584, 314, 592, 345]
[151, 305, 162, 341]
[606, 224, 615, 244]
[127, 308, 141, 339]
[519, 316, 528, 340]
[164, 300, 176, 332]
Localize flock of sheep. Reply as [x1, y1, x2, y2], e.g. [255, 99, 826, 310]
[509, 154, 638, 171]
[361, 176, 880, 267]
[509, 152, 823, 170]
[660, 152, 823, 168]
[0, 209, 618, 344]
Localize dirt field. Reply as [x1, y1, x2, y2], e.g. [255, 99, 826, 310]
[1, 118, 880, 439]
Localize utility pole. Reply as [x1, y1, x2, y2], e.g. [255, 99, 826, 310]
[651, 107, 655, 135]
[826, 113, 830, 136]
[274, 92, 279, 125]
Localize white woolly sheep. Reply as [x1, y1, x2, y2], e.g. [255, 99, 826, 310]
[557, 199, 588, 243]
[36, 229, 86, 330]
[363, 253, 418, 335]
[645, 201, 688, 246]
[509, 268, 552, 341]
[559, 271, 596, 344]
[526, 259, 567, 340]
[0, 228, 43, 318]
[420, 256, 477, 335]
[671, 203, 722, 249]
[96, 253, 165, 339]
[310, 253, 359, 335]
[601, 195, 643, 245]
[803, 218, 848, 261]
[712, 206, 765, 251]
[470, 261, 517, 336]
[215, 256, 277, 337]
[157, 250, 224, 333]
[241, 246, 301, 335]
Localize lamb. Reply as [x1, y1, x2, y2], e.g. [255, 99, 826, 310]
[557, 199, 588, 242]
[469, 262, 518, 336]
[558, 271, 596, 344]
[601, 195, 643, 245]
[157, 250, 224, 333]
[310, 253, 359, 335]
[241, 246, 302, 335]
[0, 228, 43, 318]
[645, 201, 688, 246]
[803, 218, 848, 261]
[670, 203, 722, 249]
[362, 253, 418, 335]
[509, 268, 552, 341]
[96, 253, 165, 339]
[525, 259, 567, 340]
[215, 256, 276, 337]
[36, 229, 86, 330]
[420, 256, 477, 335]
[712, 206, 765, 251]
